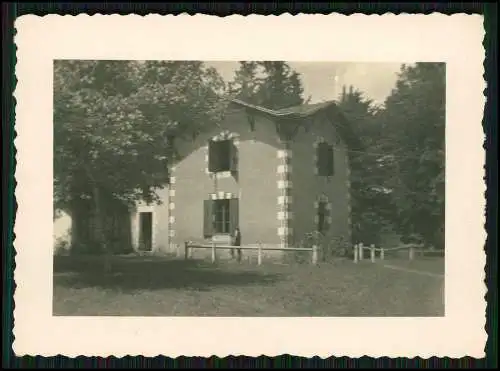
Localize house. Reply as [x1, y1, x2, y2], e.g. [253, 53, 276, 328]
[129, 98, 356, 259]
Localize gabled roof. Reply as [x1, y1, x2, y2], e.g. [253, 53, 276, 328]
[230, 98, 338, 119]
[229, 98, 361, 149]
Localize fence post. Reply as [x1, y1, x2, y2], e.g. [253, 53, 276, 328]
[184, 241, 188, 260]
[370, 244, 375, 263]
[312, 245, 318, 265]
[409, 246, 415, 261]
[380, 248, 385, 261]
[257, 244, 262, 266]
[353, 244, 358, 263]
[359, 243, 364, 261]
[211, 242, 216, 264]
[237, 247, 242, 263]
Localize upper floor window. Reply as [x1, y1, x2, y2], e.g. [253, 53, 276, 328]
[316, 142, 335, 176]
[208, 138, 237, 173]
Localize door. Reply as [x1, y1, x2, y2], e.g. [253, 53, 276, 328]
[139, 212, 153, 251]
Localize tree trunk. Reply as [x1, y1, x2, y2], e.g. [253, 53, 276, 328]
[91, 183, 111, 273]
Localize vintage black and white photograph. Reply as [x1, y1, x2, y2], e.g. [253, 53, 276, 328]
[14, 14, 486, 357]
[52, 59, 446, 317]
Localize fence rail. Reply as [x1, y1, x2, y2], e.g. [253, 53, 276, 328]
[184, 241, 318, 265]
[184, 241, 440, 266]
[353, 242, 443, 263]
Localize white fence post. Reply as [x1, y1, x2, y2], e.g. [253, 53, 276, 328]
[184, 241, 189, 260]
[258, 244, 262, 266]
[353, 244, 358, 263]
[409, 246, 415, 261]
[359, 243, 364, 261]
[312, 245, 318, 265]
[380, 248, 385, 260]
[370, 244, 375, 263]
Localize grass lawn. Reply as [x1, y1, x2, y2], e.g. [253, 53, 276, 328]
[53, 255, 444, 317]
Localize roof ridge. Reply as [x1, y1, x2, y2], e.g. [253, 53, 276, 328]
[229, 98, 338, 118]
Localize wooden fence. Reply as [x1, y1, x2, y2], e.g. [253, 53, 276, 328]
[184, 241, 319, 266]
[353, 242, 443, 263]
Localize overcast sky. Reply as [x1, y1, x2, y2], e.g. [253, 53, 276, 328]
[205, 61, 403, 106]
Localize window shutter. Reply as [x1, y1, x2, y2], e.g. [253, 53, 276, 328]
[328, 146, 335, 176]
[324, 202, 330, 231]
[317, 201, 328, 233]
[208, 140, 217, 172]
[317, 143, 328, 176]
[229, 198, 239, 235]
[229, 142, 238, 173]
[220, 140, 231, 171]
[317, 143, 334, 176]
[203, 199, 214, 238]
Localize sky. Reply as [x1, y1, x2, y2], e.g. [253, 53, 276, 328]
[205, 61, 404, 106]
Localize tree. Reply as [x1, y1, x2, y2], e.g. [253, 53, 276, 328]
[256, 61, 305, 109]
[228, 61, 306, 109]
[336, 86, 394, 245]
[378, 63, 446, 248]
[54, 60, 226, 254]
[227, 61, 260, 104]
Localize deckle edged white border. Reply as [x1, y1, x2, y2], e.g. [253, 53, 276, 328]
[13, 13, 486, 358]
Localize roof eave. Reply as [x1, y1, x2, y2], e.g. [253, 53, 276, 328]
[229, 98, 362, 149]
[230, 98, 333, 119]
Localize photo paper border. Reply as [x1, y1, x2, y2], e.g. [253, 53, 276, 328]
[12, 13, 487, 358]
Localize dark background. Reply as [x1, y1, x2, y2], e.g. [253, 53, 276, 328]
[2, 2, 497, 369]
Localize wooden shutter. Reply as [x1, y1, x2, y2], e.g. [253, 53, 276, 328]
[229, 198, 239, 235]
[317, 143, 328, 176]
[208, 140, 217, 172]
[317, 202, 324, 233]
[229, 142, 238, 173]
[220, 140, 231, 171]
[323, 202, 330, 232]
[328, 145, 335, 176]
[203, 199, 214, 238]
[317, 143, 334, 176]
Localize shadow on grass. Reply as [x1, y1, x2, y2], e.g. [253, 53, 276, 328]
[53, 255, 282, 292]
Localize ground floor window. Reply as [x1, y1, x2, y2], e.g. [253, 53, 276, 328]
[317, 200, 329, 234]
[214, 199, 230, 234]
[204, 198, 239, 237]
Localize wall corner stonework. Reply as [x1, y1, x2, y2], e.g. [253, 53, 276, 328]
[277, 141, 293, 248]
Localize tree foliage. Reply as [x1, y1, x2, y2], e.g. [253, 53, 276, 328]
[54, 60, 225, 207]
[54, 60, 226, 252]
[380, 63, 446, 248]
[336, 86, 394, 245]
[337, 63, 445, 248]
[228, 61, 306, 109]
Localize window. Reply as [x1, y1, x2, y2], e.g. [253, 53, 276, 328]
[317, 201, 327, 234]
[214, 199, 230, 234]
[208, 139, 236, 173]
[316, 142, 335, 176]
[203, 198, 239, 237]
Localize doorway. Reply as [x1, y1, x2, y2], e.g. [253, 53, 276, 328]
[139, 212, 153, 251]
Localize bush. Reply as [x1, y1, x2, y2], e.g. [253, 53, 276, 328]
[54, 236, 71, 256]
[322, 234, 350, 261]
[284, 231, 351, 264]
